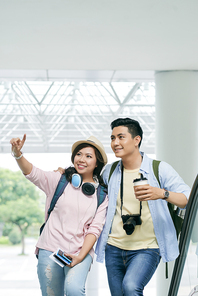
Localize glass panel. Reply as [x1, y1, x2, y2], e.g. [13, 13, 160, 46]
[177, 215, 198, 296]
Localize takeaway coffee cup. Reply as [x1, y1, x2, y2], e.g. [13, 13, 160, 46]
[133, 174, 148, 186]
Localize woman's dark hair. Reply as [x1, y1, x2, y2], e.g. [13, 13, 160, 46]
[111, 117, 143, 147]
[65, 143, 107, 188]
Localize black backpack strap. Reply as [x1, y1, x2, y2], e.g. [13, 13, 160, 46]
[108, 161, 119, 183]
[39, 174, 69, 237]
[96, 162, 119, 209]
[97, 185, 107, 208]
[48, 174, 68, 216]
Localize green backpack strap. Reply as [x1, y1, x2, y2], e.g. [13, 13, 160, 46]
[152, 159, 161, 186]
[108, 161, 119, 183]
[152, 160, 169, 278]
[152, 159, 183, 238]
[152, 159, 184, 278]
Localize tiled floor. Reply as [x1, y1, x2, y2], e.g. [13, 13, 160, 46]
[0, 238, 156, 296]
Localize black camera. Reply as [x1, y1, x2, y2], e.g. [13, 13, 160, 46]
[121, 213, 142, 235]
[119, 164, 143, 236]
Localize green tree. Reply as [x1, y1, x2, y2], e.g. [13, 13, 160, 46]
[0, 197, 43, 254]
[0, 168, 40, 205]
[0, 168, 44, 254]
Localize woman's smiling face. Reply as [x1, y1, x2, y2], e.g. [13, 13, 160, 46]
[73, 146, 97, 180]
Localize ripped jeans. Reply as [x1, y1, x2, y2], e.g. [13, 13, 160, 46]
[37, 249, 92, 296]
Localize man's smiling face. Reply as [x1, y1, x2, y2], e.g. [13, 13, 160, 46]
[111, 126, 141, 159]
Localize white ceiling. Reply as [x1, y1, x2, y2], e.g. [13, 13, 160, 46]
[0, 1, 197, 154]
[0, 0, 198, 73]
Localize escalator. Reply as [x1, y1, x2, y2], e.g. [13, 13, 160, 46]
[168, 175, 198, 296]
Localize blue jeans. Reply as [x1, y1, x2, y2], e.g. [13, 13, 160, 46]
[37, 249, 92, 296]
[105, 244, 161, 296]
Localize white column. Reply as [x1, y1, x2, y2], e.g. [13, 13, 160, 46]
[155, 70, 198, 187]
[155, 70, 198, 296]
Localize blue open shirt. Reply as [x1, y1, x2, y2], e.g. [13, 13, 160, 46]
[95, 152, 191, 263]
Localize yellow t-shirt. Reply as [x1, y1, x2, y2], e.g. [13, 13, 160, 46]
[107, 168, 158, 250]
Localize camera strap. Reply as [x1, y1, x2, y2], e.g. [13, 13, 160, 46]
[120, 163, 124, 216]
[120, 163, 142, 216]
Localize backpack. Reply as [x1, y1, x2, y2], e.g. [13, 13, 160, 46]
[152, 160, 184, 278]
[152, 160, 184, 239]
[39, 174, 107, 235]
[108, 160, 184, 238]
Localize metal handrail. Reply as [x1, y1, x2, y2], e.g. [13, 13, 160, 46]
[168, 175, 198, 296]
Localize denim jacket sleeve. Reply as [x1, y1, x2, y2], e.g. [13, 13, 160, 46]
[95, 162, 121, 262]
[140, 153, 191, 262]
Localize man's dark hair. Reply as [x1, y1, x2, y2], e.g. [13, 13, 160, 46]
[111, 117, 143, 147]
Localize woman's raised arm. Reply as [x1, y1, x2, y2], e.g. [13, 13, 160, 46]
[10, 134, 32, 175]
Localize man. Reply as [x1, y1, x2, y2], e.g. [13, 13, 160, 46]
[95, 117, 191, 296]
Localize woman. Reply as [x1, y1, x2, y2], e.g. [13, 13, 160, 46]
[10, 134, 108, 296]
